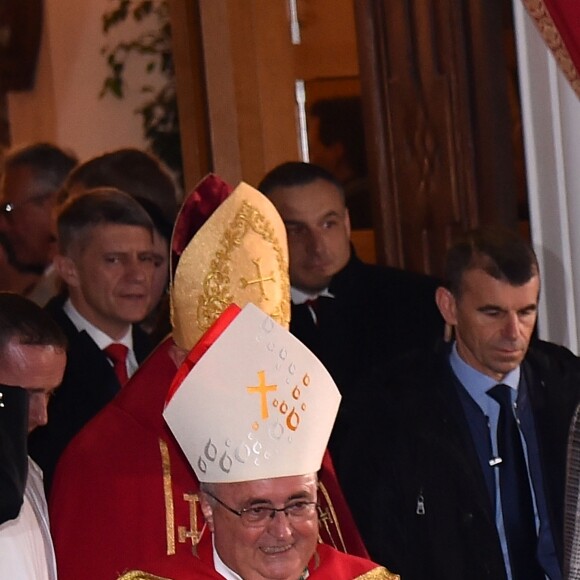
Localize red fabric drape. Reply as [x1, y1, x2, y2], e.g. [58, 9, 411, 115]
[522, 0, 580, 97]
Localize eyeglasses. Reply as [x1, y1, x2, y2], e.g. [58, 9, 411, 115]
[204, 491, 318, 528]
[0, 191, 54, 216]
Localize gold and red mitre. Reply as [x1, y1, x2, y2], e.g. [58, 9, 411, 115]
[112, 175, 379, 579]
[169, 174, 291, 351]
[165, 173, 341, 484]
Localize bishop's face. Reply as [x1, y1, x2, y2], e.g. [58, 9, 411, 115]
[201, 474, 319, 580]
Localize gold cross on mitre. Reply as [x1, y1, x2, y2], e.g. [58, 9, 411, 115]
[247, 370, 277, 419]
[240, 257, 275, 300]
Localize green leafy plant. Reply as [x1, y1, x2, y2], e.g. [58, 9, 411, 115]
[100, 0, 183, 186]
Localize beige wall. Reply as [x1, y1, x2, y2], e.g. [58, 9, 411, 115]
[6, 0, 163, 160]
[513, 1, 580, 353]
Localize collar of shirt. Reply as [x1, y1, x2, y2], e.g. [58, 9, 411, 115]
[212, 535, 243, 580]
[449, 341, 520, 415]
[291, 286, 335, 305]
[63, 299, 137, 376]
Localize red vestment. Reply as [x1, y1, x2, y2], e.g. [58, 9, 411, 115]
[117, 532, 397, 579]
[50, 338, 368, 580]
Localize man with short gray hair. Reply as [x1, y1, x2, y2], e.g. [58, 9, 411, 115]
[28, 188, 155, 489]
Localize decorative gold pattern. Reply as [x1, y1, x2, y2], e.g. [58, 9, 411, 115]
[522, 0, 580, 97]
[196, 199, 290, 335]
[158, 438, 175, 556]
[317, 480, 347, 553]
[177, 493, 202, 554]
[240, 258, 275, 298]
[354, 567, 401, 580]
[117, 572, 172, 580]
[116, 565, 398, 580]
[171, 182, 290, 351]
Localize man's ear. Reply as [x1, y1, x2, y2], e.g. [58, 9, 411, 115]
[435, 286, 458, 327]
[54, 254, 80, 288]
[344, 207, 351, 239]
[199, 494, 215, 532]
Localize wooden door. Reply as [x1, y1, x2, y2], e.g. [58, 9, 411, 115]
[168, 0, 299, 189]
[354, 0, 521, 274]
[169, 0, 524, 276]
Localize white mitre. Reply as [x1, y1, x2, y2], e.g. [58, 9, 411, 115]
[163, 302, 341, 483]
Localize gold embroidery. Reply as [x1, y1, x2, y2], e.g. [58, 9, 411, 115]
[160, 441, 204, 555]
[177, 493, 202, 554]
[240, 257, 275, 298]
[171, 182, 290, 351]
[317, 480, 347, 552]
[522, 0, 580, 97]
[159, 438, 175, 556]
[116, 566, 399, 580]
[197, 200, 290, 334]
[354, 567, 401, 580]
[117, 572, 172, 580]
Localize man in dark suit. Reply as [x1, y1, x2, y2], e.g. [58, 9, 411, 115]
[258, 162, 443, 461]
[340, 227, 580, 580]
[28, 188, 155, 490]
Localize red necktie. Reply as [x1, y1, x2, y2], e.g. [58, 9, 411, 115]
[104, 343, 129, 387]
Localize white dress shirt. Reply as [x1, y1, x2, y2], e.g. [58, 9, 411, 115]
[0, 458, 57, 580]
[63, 298, 138, 378]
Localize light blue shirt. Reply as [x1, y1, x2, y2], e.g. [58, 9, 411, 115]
[449, 343, 548, 580]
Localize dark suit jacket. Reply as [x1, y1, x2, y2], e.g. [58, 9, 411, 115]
[290, 251, 443, 463]
[0, 384, 28, 523]
[340, 341, 580, 580]
[291, 251, 443, 393]
[28, 295, 152, 492]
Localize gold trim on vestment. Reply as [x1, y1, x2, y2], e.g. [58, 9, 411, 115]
[522, 0, 580, 98]
[117, 567, 398, 580]
[117, 572, 172, 580]
[317, 480, 347, 552]
[354, 566, 401, 580]
[177, 493, 202, 555]
[159, 438, 175, 555]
